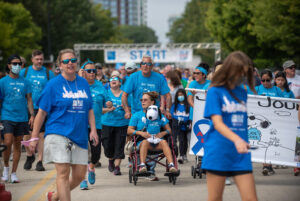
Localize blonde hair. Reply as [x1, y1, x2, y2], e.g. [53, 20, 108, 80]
[56, 49, 76, 67]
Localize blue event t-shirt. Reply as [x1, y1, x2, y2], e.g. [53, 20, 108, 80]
[123, 71, 170, 114]
[89, 80, 109, 129]
[188, 79, 210, 120]
[282, 89, 295, 98]
[37, 74, 93, 149]
[0, 75, 31, 122]
[255, 85, 283, 97]
[129, 111, 169, 131]
[20, 66, 55, 109]
[101, 90, 129, 127]
[202, 86, 252, 171]
[171, 103, 190, 131]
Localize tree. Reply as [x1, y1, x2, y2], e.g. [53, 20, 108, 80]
[0, 2, 41, 69]
[119, 25, 158, 43]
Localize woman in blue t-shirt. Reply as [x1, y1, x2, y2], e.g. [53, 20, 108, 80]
[101, 71, 129, 176]
[255, 69, 283, 97]
[203, 51, 258, 201]
[171, 88, 190, 164]
[78, 59, 112, 189]
[274, 71, 295, 98]
[29, 49, 99, 201]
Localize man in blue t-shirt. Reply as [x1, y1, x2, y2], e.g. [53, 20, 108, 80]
[20, 50, 54, 172]
[122, 56, 171, 119]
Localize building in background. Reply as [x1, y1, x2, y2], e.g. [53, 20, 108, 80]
[92, 0, 147, 26]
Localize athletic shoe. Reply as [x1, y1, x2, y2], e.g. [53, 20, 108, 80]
[146, 174, 159, 181]
[294, 168, 300, 176]
[262, 166, 269, 176]
[225, 177, 231, 185]
[88, 168, 96, 184]
[178, 157, 183, 164]
[1, 166, 9, 182]
[36, 161, 45, 171]
[24, 155, 35, 170]
[108, 160, 115, 172]
[10, 172, 20, 183]
[114, 166, 121, 175]
[80, 180, 88, 190]
[46, 192, 54, 201]
[168, 164, 178, 173]
[139, 164, 147, 173]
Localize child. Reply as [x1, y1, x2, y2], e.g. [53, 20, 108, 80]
[274, 71, 295, 98]
[171, 88, 190, 164]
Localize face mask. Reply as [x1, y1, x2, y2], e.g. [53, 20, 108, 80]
[11, 64, 21, 74]
[178, 95, 185, 102]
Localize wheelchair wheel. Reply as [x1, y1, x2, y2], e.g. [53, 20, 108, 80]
[199, 169, 203, 179]
[129, 169, 133, 183]
[172, 176, 177, 185]
[133, 174, 137, 185]
[168, 176, 172, 183]
[191, 166, 194, 177]
[193, 167, 197, 179]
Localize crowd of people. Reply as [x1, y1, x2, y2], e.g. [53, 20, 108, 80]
[0, 48, 299, 201]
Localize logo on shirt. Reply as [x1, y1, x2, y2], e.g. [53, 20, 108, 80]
[62, 86, 88, 99]
[221, 96, 247, 113]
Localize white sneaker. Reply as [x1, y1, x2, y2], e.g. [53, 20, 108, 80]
[10, 172, 20, 183]
[1, 166, 9, 182]
[225, 177, 231, 185]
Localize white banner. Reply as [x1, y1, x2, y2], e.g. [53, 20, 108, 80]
[104, 48, 193, 63]
[188, 89, 300, 168]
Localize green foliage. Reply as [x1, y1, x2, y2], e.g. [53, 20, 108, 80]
[119, 25, 158, 43]
[0, 2, 41, 69]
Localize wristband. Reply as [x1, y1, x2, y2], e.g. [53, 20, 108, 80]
[133, 130, 137, 135]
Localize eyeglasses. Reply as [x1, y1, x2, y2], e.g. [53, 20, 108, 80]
[193, 72, 201, 75]
[261, 79, 271, 83]
[287, 66, 296, 70]
[140, 98, 150, 102]
[109, 77, 119, 82]
[62, 58, 77, 64]
[141, 62, 152, 66]
[84, 69, 96, 74]
[11, 62, 22, 65]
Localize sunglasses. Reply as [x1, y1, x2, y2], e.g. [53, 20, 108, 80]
[261, 79, 271, 83]
[193, 72, 202, 75]
[140, 62, 152, 66]
[287, 66, 296, 70]
[84, 69, 96, 74]
[140, 98, 150, 102]
[109, 77, 119, 82]
[62, 58, 77, 64]
[11, 62, 22, 66]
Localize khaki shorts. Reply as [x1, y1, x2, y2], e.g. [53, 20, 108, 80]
[44, 134, 88, 165]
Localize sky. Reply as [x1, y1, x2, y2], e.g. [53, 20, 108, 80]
[147, 0, 191, 44]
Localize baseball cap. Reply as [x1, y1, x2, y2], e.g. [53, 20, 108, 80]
[111, 70, 120, 77]
[125, 61, 137, 71]
[283, 60, 295, 69]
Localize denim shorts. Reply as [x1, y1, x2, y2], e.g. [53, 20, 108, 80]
[43, 134, 88, 165]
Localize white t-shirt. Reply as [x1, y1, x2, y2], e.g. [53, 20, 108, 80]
[287, 75, 300, 98]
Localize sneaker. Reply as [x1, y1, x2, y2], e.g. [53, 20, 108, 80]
[178, 157, 183, 164]
[1, 166, 9, 182]
[139, 164, 147, 173]
[168, 163, 178, 173]
[10, 172, 20, 183]
[294, 168, 300, 176]
[46, 192, 54, 201]
[95, 161, 101, 168]
[262, 166, 269, 176]
[36, 161, 45, 171]
[146, 174, 159, 181]
[183, 155, 188, 162]
[80, 180, 88, 190]
[268, 166, 275, 175]
[114, 166, 121, 175]
[108, 160, 115, 172]
[24, 155, 35, 170]
[225, 177, 231, 185]
[88, 168, 96, 184]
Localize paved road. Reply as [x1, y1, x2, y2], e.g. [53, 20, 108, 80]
[2, 152, 300, 201]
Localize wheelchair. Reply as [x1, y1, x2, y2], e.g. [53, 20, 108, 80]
[128, 133, 180, 185]
[191, 156, 204, 179]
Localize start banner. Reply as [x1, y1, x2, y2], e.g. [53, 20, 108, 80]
[104, 48, 193, 63]
[188, 89, 300, 168]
